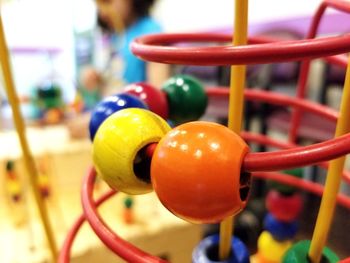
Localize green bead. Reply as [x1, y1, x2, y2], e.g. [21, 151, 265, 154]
[124, 197, 134, 209]
[162, 75, 208, 124]
[282, 240, 339, 263]
[268, 168, 304, 195]
[6, 160, 14, 171]
[36, 83, 63, 109]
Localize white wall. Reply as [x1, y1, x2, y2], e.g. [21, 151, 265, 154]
[1, 0, 76, 100]
[153, 0, 323, 32]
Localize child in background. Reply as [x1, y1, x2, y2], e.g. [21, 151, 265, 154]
[80, 0, 169, 97]
[70, 0, 169, 138]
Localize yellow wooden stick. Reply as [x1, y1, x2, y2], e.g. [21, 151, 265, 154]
[0, 15, 57, 261]
[309, 55, 350, 262]
[219, 0, 249, 260]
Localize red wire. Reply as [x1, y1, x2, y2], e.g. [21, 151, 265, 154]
[253, 171, 350, 209]
[59, 168, 350, 262]
[208, 88, 339, 122]
[205, 87, 350, 172]
[60, 1, 350, 260]
[244, 133, 350, 172]
[289, 0, 350, 142]
[81, 168, 167, 263]
[131, 33, 350, 66]
[58, 189, 116, 263]
[241, 131, 350, 184]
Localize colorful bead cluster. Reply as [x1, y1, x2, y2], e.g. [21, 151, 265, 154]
[90, 75, 250, 224]
[257, 169, 303, 262]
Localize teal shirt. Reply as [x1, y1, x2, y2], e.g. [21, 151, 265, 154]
[111, 17, 162, 84]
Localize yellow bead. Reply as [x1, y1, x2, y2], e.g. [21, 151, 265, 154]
[93, 108, 171, 194]
[7, 180, 21, 195]
[38, 173, 49, 187]
[258, 231, 292, 262]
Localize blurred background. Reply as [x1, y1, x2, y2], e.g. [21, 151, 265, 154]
[0, 0, 349, 262]
[0, 0, 323, 105]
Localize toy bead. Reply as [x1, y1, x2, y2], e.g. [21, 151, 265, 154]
[258, 231, 292, 262]
[36, 83, 63, 109]
[124, 196, 134, 209]
[93, 108, 171, 195]
[38, 173, 50, 198]
[7, 179, 21, 202]
[123, 196, 134, 224]
[192, 234, 250, 263]
[268, 168, 303, 195]
[6, 160, 14, 171]
[161, 75, 208, 124]
[44, 108, 63, 124]
[282, 240, 339, 263]
[264, 213, 298, 241]
[266, 190, 303, 222]
[151, 121, 250, 224]
[124, 82, 169, 119]
[89, 93, 148, 141]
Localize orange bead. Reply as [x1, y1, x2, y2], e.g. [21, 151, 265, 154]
[151, 121, 250, 224]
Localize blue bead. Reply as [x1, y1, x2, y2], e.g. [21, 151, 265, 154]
[192, 234, 250, 263]
[89, 93, 148, 141]
[264, 213, 298, 241]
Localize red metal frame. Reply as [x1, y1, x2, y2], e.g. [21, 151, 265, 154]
[60, 0, 350, 262]
[59, 88, 350, 263]
[131, 33, 350, 66]
[290, 0, 350, 142]
[59, 165, 350, 263]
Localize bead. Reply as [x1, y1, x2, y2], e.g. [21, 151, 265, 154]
[93, 108, 171, 194]
[36, 83, 63, 109]
[43, 108, 63, 124]
[89, 93, 148, 141]
[266, 190, 303, 222]
[124, 82, 169, 119]
[192, 234, 250, 263]
[124, 196, 134, 209]
[7, 179, 21, 199]
[151, 121, 249, 223]
[161, 75, 208, 124]
[258, 231, 292, 262]
[282, 240, 339, 263]
[123, 208, 134, 224]
[38, 173, 50, 198]
[6, 160, 14, 171]
[268, 168, 303, 195]
[264, 213, 298, 241]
